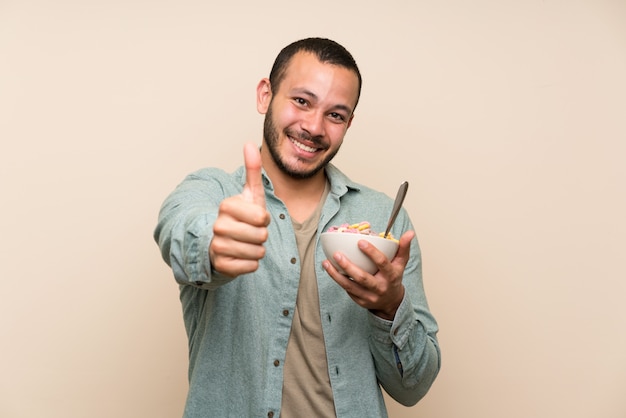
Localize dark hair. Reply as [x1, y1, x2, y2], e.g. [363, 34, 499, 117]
[268, 37, 362, 109]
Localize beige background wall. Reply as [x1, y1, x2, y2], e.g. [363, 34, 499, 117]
[1, 1, 625, 417]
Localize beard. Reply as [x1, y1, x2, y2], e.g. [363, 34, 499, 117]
[263, 103, 340, 180]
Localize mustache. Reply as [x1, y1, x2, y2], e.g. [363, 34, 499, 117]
[285, 128, 325, 147]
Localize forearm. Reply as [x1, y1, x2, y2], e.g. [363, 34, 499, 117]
[156, 209, 213, 283]
[153, 172, 235, 289]
[368, 292, 441, 406]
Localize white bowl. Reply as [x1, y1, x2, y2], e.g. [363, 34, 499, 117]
[320, 232, 399, 275]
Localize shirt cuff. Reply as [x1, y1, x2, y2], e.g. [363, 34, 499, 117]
[368, 292, 415, 350]
[174, 212, 234, 290]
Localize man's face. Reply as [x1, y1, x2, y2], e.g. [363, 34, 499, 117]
[262, 52, 359, 179]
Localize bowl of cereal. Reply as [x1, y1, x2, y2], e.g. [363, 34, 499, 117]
[320, 222, 399, 275]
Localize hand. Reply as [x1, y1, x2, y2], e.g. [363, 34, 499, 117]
[322, 230, 415, 320]
[209, 143, 271, 277]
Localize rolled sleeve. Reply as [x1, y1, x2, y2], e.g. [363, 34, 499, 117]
[367, 291, 440, 406]
[154, 168, 240, 290]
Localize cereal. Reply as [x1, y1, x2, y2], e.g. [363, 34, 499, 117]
[326, 221, 398, 242]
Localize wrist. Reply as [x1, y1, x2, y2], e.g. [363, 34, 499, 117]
[370, 286, 405, 321]
[369, 308, 397, 321]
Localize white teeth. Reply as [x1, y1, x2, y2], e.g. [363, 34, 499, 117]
[290, 138, 317, 153]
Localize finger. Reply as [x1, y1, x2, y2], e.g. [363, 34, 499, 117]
[218, 197, 270, 228]
[211, 256, 262, 278]
[326, 251, 372, 289]
[325, 267, 373, 307]
[242, 142, 266, 207]
[211, 236, 267, 260]
[323, 259, 362, 292]
[213, 208, 269, 242]
[356, 239, 392, 271]
[392, 230, 415, 265]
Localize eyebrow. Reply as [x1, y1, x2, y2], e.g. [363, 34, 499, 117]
[291, 88, 354, 115]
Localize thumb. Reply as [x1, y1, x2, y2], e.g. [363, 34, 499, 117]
[394, 230, 415, 264]
[242, 142, 266, 207]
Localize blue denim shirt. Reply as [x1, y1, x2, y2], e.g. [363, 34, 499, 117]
[154, 163, 440, 418]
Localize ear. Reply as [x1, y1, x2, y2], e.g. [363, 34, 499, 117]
[256, 78, 272, 114]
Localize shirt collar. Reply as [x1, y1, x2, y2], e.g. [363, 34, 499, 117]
[235, 162, 361, 197]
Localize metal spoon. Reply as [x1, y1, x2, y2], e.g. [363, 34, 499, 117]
[384, 181, 409, 238]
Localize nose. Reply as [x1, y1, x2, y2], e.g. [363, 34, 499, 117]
[301, 110, 325, 137]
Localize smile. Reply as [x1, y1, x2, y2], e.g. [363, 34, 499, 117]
[289, 137, 320, 153]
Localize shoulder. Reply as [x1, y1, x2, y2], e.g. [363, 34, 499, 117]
[325, 165, 408, 233]
[177, 166, 245, 189]
[166, 166, 245, 203]
[326, 164, 393, 203]
[183, 166, 244, 183]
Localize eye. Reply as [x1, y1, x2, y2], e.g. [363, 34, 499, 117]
[329, 112, 346, 122]
[293, 97, 308, 106]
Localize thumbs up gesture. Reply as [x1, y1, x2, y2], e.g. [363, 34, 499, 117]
[209, 143, 271, 277]
[241, 142, 267, 207]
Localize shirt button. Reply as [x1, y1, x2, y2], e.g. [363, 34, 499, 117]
[264, 178, 270, 186]
[279, 213, 285, 220]
[290, 257, 296, 264]
[267, 412, 274, 418]
[273, 359, 280, 367]
[282, 309, 289, 316]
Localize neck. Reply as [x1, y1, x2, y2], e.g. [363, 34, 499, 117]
[260, 146, 327, 223]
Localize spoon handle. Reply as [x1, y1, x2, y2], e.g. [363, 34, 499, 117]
[384, 181, 409, 238]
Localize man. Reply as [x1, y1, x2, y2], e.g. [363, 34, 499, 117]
[154, 37, 440, 418]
